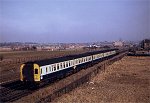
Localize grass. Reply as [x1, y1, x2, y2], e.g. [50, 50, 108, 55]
[0, 49, 86, 59]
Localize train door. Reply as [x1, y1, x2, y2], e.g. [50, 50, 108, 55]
[34, 64, 40, 82]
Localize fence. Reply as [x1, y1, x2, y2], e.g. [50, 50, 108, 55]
[37, 52, 126, 103]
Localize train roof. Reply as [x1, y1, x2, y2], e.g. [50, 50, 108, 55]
[25, 49, 118, 66]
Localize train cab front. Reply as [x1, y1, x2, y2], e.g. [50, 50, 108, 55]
[20, 62, 41, 87]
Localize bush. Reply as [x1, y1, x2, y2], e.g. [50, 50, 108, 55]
[0, 55, 4, 61]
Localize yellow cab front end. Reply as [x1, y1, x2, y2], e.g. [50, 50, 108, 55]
[20, 63, 41, 83]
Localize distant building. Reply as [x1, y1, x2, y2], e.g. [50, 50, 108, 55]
[141, 39, 150, 50]
[113, 41, 123, 47]
[0, 47, 12, 51]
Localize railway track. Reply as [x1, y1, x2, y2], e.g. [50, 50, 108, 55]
[0, 51, 88, 83]
[1, 89, 31, 102]
[0, 77, 60, 102]
[0, 51, 127, 102]
[0, 81, 23, 96]
[0, 80, 30, 102]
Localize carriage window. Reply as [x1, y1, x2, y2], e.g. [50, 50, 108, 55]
[35, 69, 38, 74]
[70, 61, 72, 66]
[66, 62, 68, 67]
[49, 66, 51, 71]
[41, 68, 42, 74]
[46, 67, 48, 72]
[87, 57, 89, 61]
[72, 60, 74, 65]
[60, 63, 62, 68]
[54, 65, 56, 71]
[76, 59, 78, 64]
[69, 61, 70, 66]
[73, 60, 75, 65]
[57, 64, 59, 70]
[64, 62, 66, 68]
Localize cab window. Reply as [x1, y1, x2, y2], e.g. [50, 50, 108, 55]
[35, 69, 38, 74]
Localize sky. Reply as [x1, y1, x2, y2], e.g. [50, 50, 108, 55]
[0, 0, 150, 43]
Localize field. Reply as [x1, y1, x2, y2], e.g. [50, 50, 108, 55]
[0, 50, 87, 65]
[1, 51, 149, 102]
[0, 50, 88, 83]
[51, 56, 150, 103]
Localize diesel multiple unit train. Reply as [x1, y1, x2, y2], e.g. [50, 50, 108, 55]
[20, 49, 118, 85]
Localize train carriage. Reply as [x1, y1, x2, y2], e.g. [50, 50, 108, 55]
[20, 49, 118, 85]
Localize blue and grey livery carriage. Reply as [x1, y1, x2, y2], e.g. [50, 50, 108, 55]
[20, 49, 118, 85]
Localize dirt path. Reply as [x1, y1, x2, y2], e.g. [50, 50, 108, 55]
[52, 56, 150, 103]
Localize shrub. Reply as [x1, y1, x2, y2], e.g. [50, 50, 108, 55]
[0, 55, 4, 61]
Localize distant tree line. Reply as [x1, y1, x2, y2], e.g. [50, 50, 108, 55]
[21, 46, 37, 51]
[11, 46, 37, 51]
[83, 45, 111, 51]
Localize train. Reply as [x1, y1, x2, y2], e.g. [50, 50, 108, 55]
[20, 49, 119, 85]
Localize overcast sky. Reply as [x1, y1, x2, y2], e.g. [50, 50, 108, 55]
[0, 0, 149, 43]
